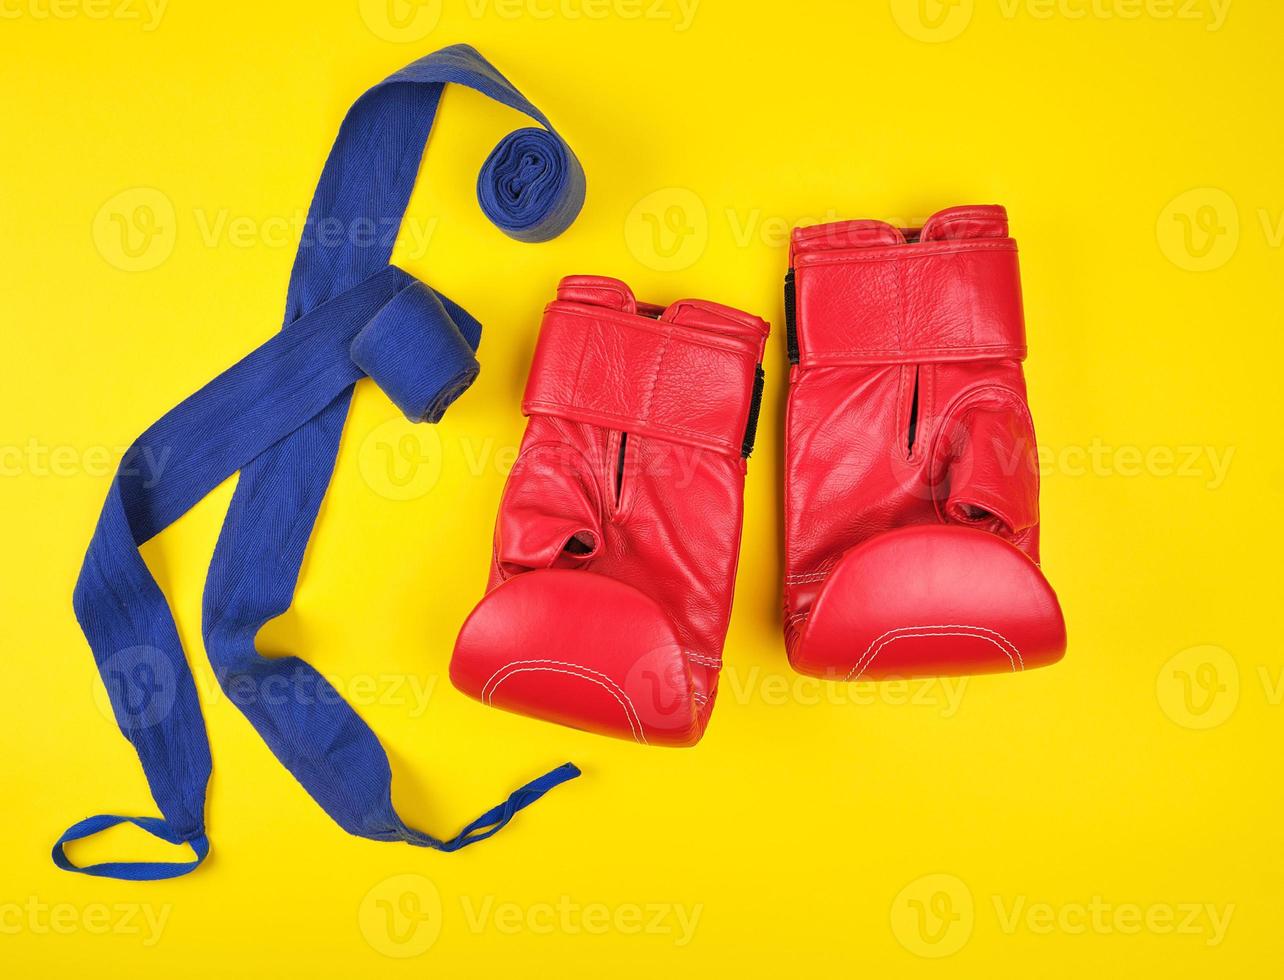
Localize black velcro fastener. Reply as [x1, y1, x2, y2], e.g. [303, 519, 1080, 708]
[784, 269, 798, 365]
[741, 364, 766, 459]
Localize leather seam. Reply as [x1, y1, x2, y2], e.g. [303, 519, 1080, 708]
[785, 570, 833, 584]
[795, 241, 1017, 267]
[524, 400, 740, 455]
[786, 553, 841, 585]
[481, 659, 649, 745]
[548, 305, 763, 358]
[844, 625, 1025, 681]
[640, 327, 674, 436]
[804, 343, 1027, 359]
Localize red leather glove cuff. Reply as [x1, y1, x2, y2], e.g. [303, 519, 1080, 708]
[524, 281, 769, 456]
[790, 215, 1027, 367]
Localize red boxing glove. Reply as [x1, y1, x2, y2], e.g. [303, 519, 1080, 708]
[783, 205, 1066, 680]
[451, 276, 769, 746]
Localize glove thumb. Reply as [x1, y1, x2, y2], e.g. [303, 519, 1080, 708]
[936, 389, 1039, 541]
[496, 442, 601, 575]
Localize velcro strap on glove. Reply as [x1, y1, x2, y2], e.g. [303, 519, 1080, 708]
[792, 238, 1027, 367]
[523, 301, 765, 456]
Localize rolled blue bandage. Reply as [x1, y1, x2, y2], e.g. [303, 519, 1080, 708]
[381, 42, 586, 244]
[351, 278, 481, 422]
[479, 127, 586, 243]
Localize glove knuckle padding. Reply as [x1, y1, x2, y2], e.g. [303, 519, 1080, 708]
[452, 276, 769, 746]
[784, 206, 1065, 680]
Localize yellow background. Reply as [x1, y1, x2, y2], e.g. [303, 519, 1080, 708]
[2, 0, 1281, 975]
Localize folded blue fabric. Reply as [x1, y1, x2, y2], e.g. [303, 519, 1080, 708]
[54, 45, 584, 881]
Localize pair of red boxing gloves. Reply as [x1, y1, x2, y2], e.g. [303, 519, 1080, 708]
[450, 205, 1067, 746]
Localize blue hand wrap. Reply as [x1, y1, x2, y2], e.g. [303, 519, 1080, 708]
[55, 45, 583, 880]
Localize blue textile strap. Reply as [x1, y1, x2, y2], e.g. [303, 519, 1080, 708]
[56, 44, 584, 880]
